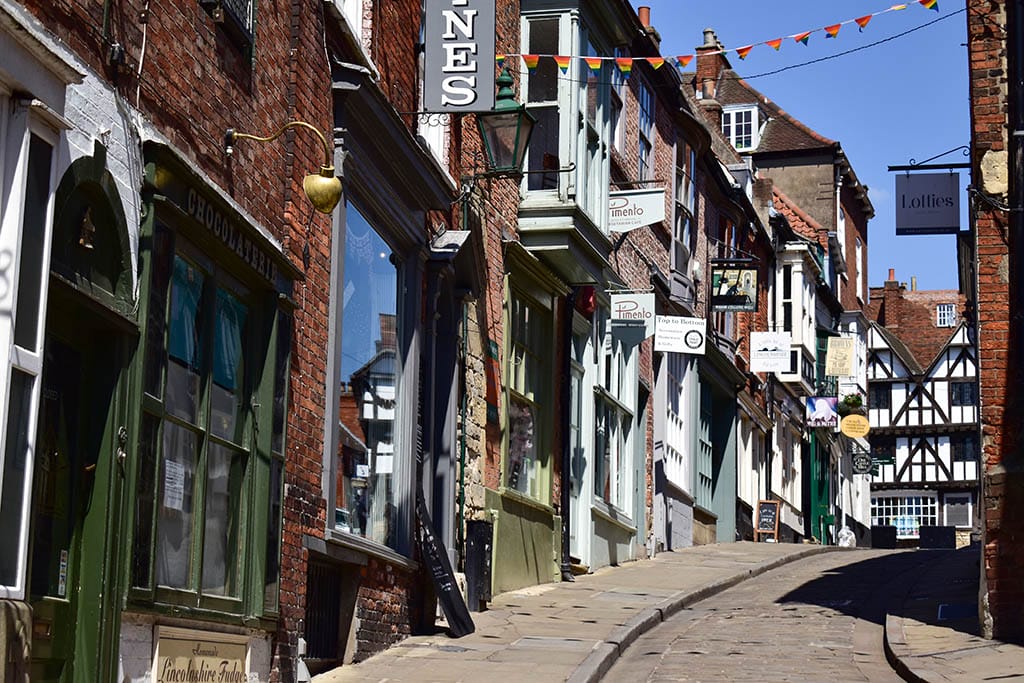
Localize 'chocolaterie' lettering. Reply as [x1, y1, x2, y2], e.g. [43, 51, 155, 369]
[186, 187, 277, 283]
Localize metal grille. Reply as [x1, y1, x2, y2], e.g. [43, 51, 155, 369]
[304, 561, 341, 660]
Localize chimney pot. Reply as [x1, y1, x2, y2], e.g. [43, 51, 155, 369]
[703, 28, 718, 47]
[639, 6, 651, 27]
[887, 268, 895, 281]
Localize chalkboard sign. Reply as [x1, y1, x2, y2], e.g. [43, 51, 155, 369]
[416, 493, 475, 637]
[755, 499, 780, 542]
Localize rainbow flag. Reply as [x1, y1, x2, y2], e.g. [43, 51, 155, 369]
[824, 24, 841, 38]
[553, 56, 572, 74]
[735, 45, 754, 60]
[765, 38, 783, 51]
[615, 57, 634, 76]
[522, 54, 540, 74]
[890, 3, 908, 10]
[855, 15, 873, 30]
[676, 55, 694, 69]
[495, 54, 506, 68]
[793, 31, 812, 45]
[584, 57, 603, 74]
[647, 57, 665, 69]
[919, 0, 938, 10]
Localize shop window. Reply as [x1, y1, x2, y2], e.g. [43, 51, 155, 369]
[132, 222, 288, 616]
[505, 289, 552, 501]
[593, 308, 636, 512]
[871, 494, 938, 538]
[0, 108, 58, 599]
[334, 203, 401, 549]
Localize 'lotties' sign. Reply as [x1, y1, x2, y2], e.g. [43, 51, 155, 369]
[895, 172, 960, 235]
[424, 0, 496, 112]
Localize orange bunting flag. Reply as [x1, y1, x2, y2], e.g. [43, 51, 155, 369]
[890, 3, 908, 9]
[495, 54, 506, 68]
[824, 23, 841, 38]
[793, 31, 812, 45]
[765, 38, 783, 51]
[584, 57, 603, 73]
[615, 57, 634, 75]
[553, 56, 572, 74]
[647, 57, 665, 69]
[676, 55, 694, 69]
[855, 15, 873, 30]
[521, 54, 540, 74]
[735, 45, 754, 60]
[918, 0, 938, 10]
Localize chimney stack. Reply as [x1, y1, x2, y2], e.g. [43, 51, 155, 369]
[882, 267, 904, 327]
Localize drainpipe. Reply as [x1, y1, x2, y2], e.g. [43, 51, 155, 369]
[457, 297, 469, 568]
[560, 288, 578, 582]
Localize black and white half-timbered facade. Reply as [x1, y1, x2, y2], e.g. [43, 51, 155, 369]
[867, 286, 980, 547]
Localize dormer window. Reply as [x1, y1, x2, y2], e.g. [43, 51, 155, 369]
[722, 106, 758, 150]
[937, 303, 957, 327]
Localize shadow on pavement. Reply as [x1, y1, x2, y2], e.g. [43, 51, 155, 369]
[772, 546, 981, 636]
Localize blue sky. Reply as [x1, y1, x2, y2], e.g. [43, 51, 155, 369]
[630, 0, 970, 291]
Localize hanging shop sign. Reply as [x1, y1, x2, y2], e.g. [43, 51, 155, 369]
[711, 267, 758, 311]
[424, 0, 496, 112]
[895, 172, 960, 235]
[806, 396, 839, 429]
[825, 336, 856, 377]
[610, 292, 656, 343]
[608, 189, 666, 233]
[654, 315, 706, 355]
[750, 331, 792, 373]
[840, 414, 871, 439]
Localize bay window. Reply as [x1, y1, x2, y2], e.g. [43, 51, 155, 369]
[593, 308, 636, 512]
[523, 16, 562, 192]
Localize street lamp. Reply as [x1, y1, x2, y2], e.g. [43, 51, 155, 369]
[225, 120, 342, 214]
[474, 68, 535, 177]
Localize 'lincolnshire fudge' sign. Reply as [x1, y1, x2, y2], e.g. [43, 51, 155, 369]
[154, 627, 248, 683]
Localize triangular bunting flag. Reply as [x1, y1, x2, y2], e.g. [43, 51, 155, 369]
[615, 57, 634, 76]
[918, 0, 938, 10]
[890, 4, 908, 10]
[647, 57, 665, 69]
[793, 31, 812, 45]
[495, 54, 506, 68]
[824, 24, 841, 38]
[676, 55, 694, 69]
[553, 56, 572, 74]
[585, 57, 603, 73]
[735, 45, 754, 60]
[855, 15, 873, 30]
[522, 54, 540, 74]
[765, 38, 783, 51]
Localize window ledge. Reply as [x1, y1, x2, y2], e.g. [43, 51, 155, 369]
[309, 530, 419, 573]
[591, 500, 635, 533]
[497, 486, 556, 516]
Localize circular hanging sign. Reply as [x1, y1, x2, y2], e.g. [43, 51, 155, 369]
[852, 451, 873, 474]
[840, 414, 871, 438]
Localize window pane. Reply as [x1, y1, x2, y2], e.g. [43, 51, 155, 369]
[143, 225, 174, 397]
[508, 397, 538, 495]
[211, 287, 248, 443]
[527, 19, 559, 102]
[167, 257, 206, 423]
[155, 422, 197, 588]
[526, 106, 560, 191]
[337, 204, 399, 549]
[14, 134, 53, 351]
[202, 444, 244, 597]
[264, 457, 284, 611]
[132, 414, 159, 588]
[0, 370, 34, 587]
[272, 312, 292, 455]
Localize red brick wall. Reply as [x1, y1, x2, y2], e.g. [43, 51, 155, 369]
[969, 0, 1024, 642]
[353, 559, 417, 661]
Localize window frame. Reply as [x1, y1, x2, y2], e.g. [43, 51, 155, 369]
[722, 106, 757, 150]
[870, 493, 939, 539]
[950, 380, 977, 407]
[591, 307, 636, 514]
[869, 383, 891, 410]
[936, 303, 957, 328]
[0, 103, 60, 600]
[637, 79, 655, 181]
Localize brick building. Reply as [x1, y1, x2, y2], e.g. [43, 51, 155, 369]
[967, 0, 1024, 643]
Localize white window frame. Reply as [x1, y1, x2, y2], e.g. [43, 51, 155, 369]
[722, 106, 757, 150]
[937, 303, 957, 328]
[578, 36, 610, 230]
[673, 142, 696, 272]
[943, 493, 972, 528]
[593, 308, 636, 514]
[637, 79, 654, 181]
[871, 493, 939, 539]
[0, 99, 60, 600]
[610, 47, 626, 153]
[522, 13, 570, 198]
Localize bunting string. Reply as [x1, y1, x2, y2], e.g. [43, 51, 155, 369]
[497, 1, 939, 71]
